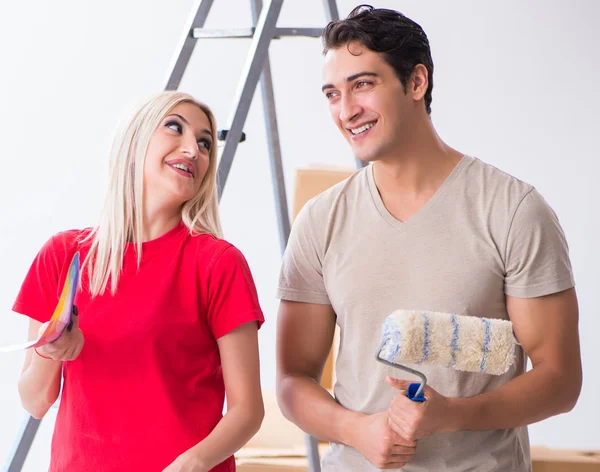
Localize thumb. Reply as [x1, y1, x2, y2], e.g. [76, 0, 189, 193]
[37, 321, 50, 339]
[386, 376, 412, 391]
[68, 305, 79, 331]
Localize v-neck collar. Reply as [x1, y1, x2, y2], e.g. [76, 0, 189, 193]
[366, 155, 473, 233]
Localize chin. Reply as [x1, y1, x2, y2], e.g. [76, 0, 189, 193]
[166, 188, 195, 207]
[352, 149, 377, 163]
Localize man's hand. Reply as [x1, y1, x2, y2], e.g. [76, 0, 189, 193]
[386, 377, 456, 441]
[347, 411, 416, 470]
[36, 306, 84, 361]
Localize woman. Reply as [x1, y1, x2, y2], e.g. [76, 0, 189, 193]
[15, 91, 264, 472]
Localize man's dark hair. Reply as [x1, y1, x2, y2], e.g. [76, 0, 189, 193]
[322, 4, 434, 115]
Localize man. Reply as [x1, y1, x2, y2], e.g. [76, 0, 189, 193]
[275, 5, 581, 472]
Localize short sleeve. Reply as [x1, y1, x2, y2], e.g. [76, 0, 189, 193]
[276, 201, 330, 304]
[206, 245, 264, 339]
[504, 188, 574, 298]
[12, 234, 64, 323]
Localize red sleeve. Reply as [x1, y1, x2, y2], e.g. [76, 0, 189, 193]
[206, 245, 264, 339]
[12, 232, 76, 323]
[12, 236, 61, 323]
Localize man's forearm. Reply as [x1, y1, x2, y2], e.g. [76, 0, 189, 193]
[278, 374, 363, 445]
[449, 364, 581, 431]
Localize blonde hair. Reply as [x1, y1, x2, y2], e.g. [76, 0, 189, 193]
[83, 91, 222, 296]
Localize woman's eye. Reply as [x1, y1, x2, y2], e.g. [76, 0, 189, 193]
[198, 139, 211, 151]
[166, 121, 182, 133]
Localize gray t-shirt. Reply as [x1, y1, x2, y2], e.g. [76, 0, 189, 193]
[277, 155, 574, 472]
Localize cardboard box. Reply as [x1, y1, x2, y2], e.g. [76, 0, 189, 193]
[236, 443, 330, 472]
[292, 166, 356, 221]
[235, 389, 308, 471]
[531, 446, 600, 472]
[241, 390, 306, 450]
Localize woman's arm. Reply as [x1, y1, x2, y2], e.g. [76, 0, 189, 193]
[18, 309, 84, 419]
[18, 319, 63, 418]
[163, 321, 264, 472]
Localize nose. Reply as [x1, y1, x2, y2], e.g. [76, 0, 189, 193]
[339, 93, 362, 125]
[180, 132, 198, 160]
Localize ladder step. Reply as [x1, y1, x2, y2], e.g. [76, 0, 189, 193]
[193, 27, 323, 39]
[276, 27, 323, 37]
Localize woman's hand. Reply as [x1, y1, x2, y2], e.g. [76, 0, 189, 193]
[162, 450, 208, 472]
[36, 306, 84, 361]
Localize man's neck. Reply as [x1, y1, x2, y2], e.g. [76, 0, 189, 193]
[370, 119, 464, 222]
[372, 118, 463, 198]
[373, 149, 463, 197]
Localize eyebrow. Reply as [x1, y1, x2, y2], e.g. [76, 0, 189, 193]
[321, 71, 379, 92]
[167, 114, 212, 139]
[167, 113, 189, 124]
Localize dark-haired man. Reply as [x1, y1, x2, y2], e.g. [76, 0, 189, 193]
[276, 5, 581, 472]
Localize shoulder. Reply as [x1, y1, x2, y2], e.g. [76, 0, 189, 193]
[186, 232, 249, 271]
[461, 156, 539, 222]
[465, 156, 533, 200]
[40, 227, 93, 262]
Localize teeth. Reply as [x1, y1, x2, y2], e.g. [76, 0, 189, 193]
[351, 122, 375, 135]
[172, 163, 190, 174]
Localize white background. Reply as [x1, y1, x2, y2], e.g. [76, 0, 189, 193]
[0, 1, 598, 469]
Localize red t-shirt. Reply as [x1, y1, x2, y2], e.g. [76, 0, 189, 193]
[13, 222, 264, 472]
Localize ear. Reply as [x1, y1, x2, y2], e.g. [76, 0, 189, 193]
[410, 64, 429, 102]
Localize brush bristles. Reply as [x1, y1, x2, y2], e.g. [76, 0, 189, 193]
[379, 310, 516, 375]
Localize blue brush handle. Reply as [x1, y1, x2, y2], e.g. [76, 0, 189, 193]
[407, 383, 426, 402]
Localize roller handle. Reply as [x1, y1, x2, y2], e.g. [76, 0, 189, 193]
[407, 383, 426, 402]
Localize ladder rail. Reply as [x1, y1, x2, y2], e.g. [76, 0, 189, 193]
[165, 0, 215, 90]
[249, 0, 290, 254]
[216, 0, 283, 199]
[8, 2, 345, 471]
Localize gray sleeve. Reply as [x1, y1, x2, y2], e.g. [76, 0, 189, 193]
[276, 200, 331, 305]
[504, 188, 575, 298]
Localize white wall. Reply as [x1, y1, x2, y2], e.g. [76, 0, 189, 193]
[0, 0, 598, 469]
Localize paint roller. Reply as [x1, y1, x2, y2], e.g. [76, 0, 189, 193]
[375, 310, 517, 402]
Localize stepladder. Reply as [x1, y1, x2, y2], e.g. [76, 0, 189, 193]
[6, 1, 360, 471]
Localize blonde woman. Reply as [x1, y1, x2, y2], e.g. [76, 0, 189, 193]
[15, 91, 264, 472]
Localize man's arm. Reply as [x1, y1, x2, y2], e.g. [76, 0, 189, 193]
[277, 300, 416, 469]
[452, 287, 582, 429]
[276, 300, 355, 443]
[387, 288, 582, 439]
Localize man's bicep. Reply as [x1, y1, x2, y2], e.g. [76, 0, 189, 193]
[276, 300, 336, 382]
[507, 288, 581, 370]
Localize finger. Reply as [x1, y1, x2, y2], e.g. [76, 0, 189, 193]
[70, 309, 80, 330]
[37, 322, 51, 339]
[380, 461, 407, 469]
[388, 415, 416, 443]
[73, 340, 84, 359]
[390, 444, 416, 455]
[386, 376, 412, 391]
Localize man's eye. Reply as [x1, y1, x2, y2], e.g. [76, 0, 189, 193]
[325, 91, 338, 100]
[356, 81, 372, 88]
